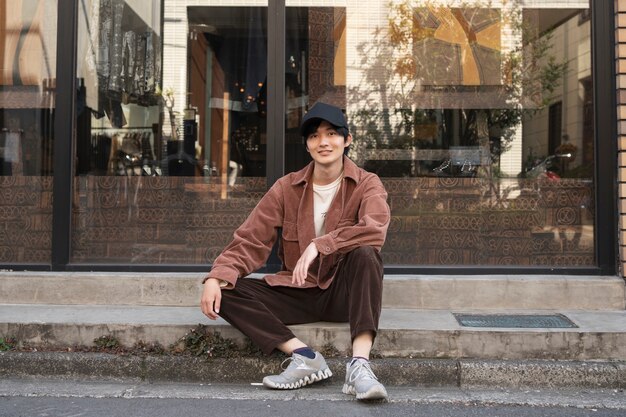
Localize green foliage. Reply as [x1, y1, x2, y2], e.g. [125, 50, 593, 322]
[0, 337, 15, 351]
[350, 0, 569, 163]
[133, 340, 166, 355]
[174, 325, 343, 360]
[93, 335, 121, 350]
[175, 325, 239, 358]
[2, 330, 346, 360]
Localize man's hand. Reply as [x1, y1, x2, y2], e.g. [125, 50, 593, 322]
[200, 278, 222, 320]
[293, 242, 319, 286]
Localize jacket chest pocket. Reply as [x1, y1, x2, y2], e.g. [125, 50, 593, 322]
[280, 222, 300, 269]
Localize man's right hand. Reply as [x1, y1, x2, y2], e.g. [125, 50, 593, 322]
[200, 278, 222, 320]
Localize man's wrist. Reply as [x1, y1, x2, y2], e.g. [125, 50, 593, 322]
[204, 277, 229, 288]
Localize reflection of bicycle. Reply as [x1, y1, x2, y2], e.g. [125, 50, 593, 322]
[432, 146, 482, 177]
[432, 158, 477, 177]
[522, 152, 573, 180]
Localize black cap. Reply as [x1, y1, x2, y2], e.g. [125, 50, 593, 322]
[300, 102, 348, 137]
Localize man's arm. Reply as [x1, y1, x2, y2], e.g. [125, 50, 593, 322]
[313, 175, 390, 256]
[203, 183, 285, 287]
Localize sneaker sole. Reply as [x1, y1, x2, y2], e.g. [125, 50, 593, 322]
[342, 383, 388, 401]
[262, 368, 333, 390]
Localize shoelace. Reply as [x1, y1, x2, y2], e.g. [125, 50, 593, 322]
[348, 360, 378, 383]
[280, 354, 304, 370]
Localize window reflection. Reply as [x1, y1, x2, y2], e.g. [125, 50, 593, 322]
[73, 1, 268, 264]
[0, 0, 600, 268]
[0, 0, 56, 264]
[76, 2, 268, 182]
[286, 1, 594, 267]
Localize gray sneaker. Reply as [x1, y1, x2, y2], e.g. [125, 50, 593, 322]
[342, 358, 388, 400]
[262, 351, 333, 390]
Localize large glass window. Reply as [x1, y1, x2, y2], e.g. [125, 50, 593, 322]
[0, 0, 57, 264]
[68, 0, 596, 268]
[74, 0, 267, 264]
[285, 0, 594, 266]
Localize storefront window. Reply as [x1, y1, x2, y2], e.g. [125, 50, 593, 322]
[68, 0, 595, 268]
[73, 0, 267, 264]
[0, 0, 57, 264]
[286, 0, 594, 266]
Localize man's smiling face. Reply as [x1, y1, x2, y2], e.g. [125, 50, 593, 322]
[305, 120, 352, 169]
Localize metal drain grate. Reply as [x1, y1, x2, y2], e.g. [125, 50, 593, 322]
[454, 313, 578, 329]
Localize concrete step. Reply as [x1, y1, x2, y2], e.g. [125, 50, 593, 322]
[3, 353, 626, 391]
[1, 304, 625, 360]
[1, 272, 624, 310]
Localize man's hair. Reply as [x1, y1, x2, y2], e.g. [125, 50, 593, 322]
[302, 118, 350, 141]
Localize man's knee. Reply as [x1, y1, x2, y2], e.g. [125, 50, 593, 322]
[343, 246, 384, 287]
[346, 246, 382, 265]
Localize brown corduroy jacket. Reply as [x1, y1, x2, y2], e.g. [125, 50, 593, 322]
[204, 156, 390, 289]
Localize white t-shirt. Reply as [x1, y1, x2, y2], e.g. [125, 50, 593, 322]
[312, 174, 342, 237]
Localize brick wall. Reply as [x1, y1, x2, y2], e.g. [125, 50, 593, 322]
[0, 177, 52, 264]
[71, 176, 265, 264]
[382, 177, 593, 266]
[66, 175, 593, 266]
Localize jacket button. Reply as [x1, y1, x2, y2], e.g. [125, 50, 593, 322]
[325, 247, 331, 252]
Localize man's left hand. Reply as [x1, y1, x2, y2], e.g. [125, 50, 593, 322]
[293, 242, 319, 286]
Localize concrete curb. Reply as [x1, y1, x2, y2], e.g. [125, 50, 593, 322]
[1, 351, 624, 390]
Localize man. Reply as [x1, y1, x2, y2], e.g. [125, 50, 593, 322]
[200, 102, 390, 401]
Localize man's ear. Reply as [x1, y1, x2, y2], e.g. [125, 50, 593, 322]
[344, 133, 353, 149]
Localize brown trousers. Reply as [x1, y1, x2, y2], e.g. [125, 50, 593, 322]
[218, 246, 384, 355]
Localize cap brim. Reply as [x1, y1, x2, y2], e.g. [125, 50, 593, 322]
[299, 103, 348, 136]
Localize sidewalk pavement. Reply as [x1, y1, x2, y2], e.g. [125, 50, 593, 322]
[1, 272, 625, 392]
[1, 306, 626, 392]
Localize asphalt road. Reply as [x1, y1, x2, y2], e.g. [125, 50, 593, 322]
[0, 378, 624, 417]
[1, 397, 625, 417]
